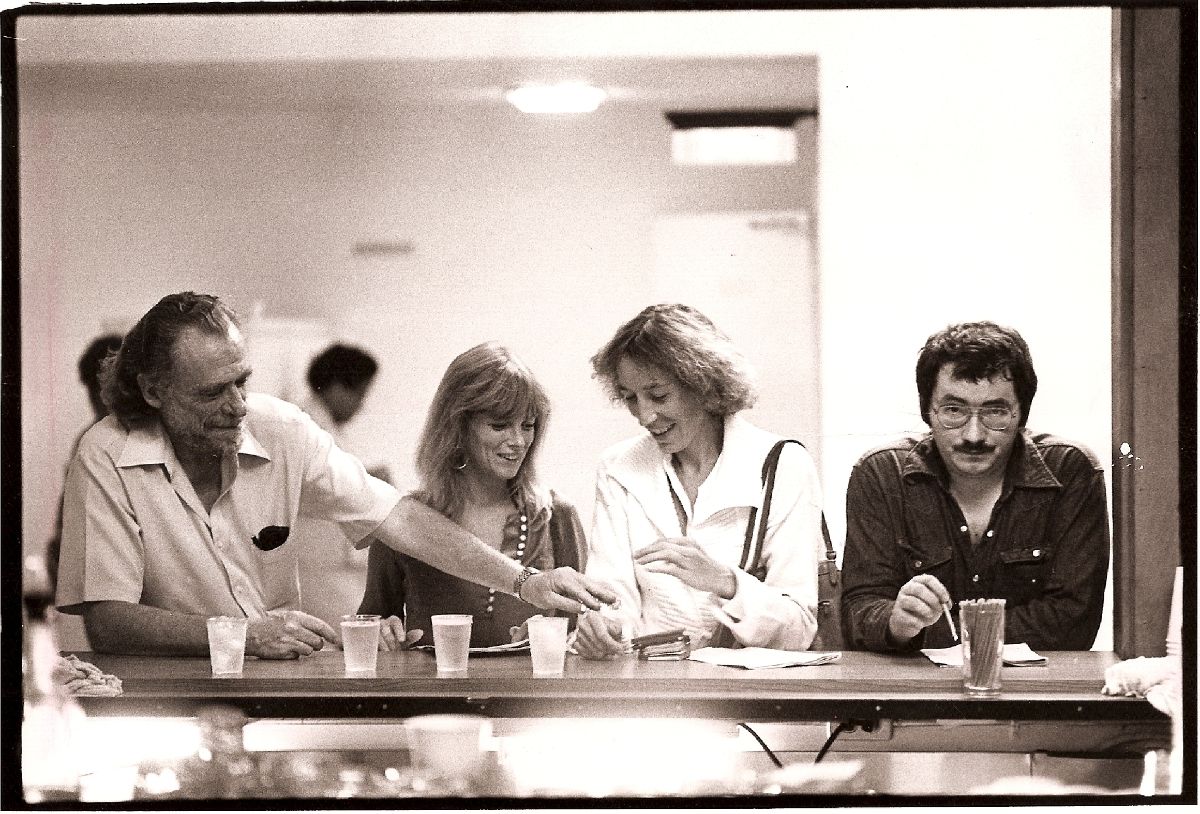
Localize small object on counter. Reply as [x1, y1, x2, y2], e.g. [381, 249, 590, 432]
[688, 647, 840, 669]
[631, 629, 691, 661]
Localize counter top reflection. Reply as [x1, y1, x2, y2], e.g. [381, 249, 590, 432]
[74, 649, 1167, 724]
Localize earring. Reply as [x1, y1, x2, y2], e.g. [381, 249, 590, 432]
[453, 449, 468, 471]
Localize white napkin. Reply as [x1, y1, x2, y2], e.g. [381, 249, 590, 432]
[920, 642, 1047, 667]
[688, 646, 841, 670]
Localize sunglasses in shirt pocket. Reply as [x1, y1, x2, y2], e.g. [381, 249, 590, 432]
[252, 525, 290, 552]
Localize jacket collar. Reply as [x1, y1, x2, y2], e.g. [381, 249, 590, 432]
[605, 413, 766, 531]
[901, 428, 1062, 493]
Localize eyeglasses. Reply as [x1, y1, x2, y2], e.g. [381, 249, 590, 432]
[933, 404, 1015, 431]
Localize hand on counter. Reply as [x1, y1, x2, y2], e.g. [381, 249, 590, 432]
[573, 611, 626, 660]
[249, 610, 340, 659]
[521, 567, 618, 614]
[378, 616, 424, 651]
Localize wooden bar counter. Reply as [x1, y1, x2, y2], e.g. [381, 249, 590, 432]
[76, 648, 1166, 728]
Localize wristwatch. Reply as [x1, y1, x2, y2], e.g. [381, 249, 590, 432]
[513, 566, 540, 600]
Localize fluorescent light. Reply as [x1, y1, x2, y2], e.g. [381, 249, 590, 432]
[505, 83, 607, 114]
[672, 126, 797, 165]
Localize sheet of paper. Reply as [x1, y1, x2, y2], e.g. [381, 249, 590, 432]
[920, 643, 1047, 667]
[688, 646, 841, 670]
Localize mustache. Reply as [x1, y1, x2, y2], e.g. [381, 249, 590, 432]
[954, 441, 995, 454]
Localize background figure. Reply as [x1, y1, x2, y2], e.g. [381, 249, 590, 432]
[577, 304, 826, 658]
[46, 334, 123, 590]
[359, 342, 584, 649]
[295, 343, 394, 631]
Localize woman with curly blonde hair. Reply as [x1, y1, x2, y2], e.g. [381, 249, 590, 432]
[577, 304, 825, 657]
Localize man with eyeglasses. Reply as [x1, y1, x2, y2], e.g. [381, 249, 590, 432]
[841, 321, 1110, 652]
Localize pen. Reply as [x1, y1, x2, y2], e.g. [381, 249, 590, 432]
[943, 602, 958, 641]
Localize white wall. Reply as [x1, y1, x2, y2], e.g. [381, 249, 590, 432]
[18, 8, 1113, 645]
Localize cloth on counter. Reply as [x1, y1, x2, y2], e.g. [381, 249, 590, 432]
[689, 646, 840, 670]
[920, 642, 1047, 667]
[52, 653, 122, 696]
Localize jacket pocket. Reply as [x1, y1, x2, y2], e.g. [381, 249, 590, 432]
[997, 545, 1050, 603]
[897, 538, 951, 577]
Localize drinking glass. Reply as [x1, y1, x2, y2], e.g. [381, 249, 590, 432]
[960, 599, 1006, 697]
[206, 616, 248, 677]
[431, 614, 472, 674]
[340, 614, 382, 674]
[527, 615, 569, 677]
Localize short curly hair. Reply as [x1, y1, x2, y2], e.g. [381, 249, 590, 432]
[590, 303, 757, 415]
[307, 344, 378, 392]
[99, 292, 241, 425]
[915, 321, 1037, 427]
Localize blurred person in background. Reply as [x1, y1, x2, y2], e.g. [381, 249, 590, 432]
[576, 303, 826, 658]
[295, 343, 394, 631]
[359, 342, 584, 650]
[45, 333, 123, 590]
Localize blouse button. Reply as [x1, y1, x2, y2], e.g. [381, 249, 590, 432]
[488, 588, 495, 596]
[959, 525, 968, 533]
[972, 574, 980, 583]
[519, 534, 527, 542]
[913, 560, 923, 569]
[520, 515, 527, 523]
[985, 530, 994, 538]
[1032, 549, 1041, 557]
[520, 524, 528, 532]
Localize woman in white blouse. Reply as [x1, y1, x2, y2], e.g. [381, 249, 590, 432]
[575, 303, 826, 658]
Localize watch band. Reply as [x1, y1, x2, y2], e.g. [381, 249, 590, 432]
[513, 566, 539, 600]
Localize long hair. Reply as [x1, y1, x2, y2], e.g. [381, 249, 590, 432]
[590, 303, 757, 415]
[99, 292, 240, 426]
[915, 321, 1038, 427]
[412, 342, 553, 526]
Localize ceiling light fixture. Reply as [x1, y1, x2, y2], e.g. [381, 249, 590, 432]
[666, 110, 815, 166]
[505, 82, 608, 114]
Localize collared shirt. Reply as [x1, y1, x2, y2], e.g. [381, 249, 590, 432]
[55, 393, 398, 619]
[587, 413, 825, 650]
[841, 430, 1110, 652]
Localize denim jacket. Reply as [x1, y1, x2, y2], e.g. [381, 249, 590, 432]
[841, 430, 1110, 652]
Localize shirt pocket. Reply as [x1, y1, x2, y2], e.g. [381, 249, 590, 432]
[996, 545, 1051, 604]
[252, 539, 299, 612]
[897, 538, 952, 579]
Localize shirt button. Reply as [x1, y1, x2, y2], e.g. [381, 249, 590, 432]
[1032, 549, 1041, 557]
[972, 574, 980, 583]
[985, 530, 994, 538]
[519, 534, 527, 542]
[488, 588, 495, 596]
[959, 525, 968, 533]
[520, 515, 527, 523]
[520, 524, 528, 532]
[913, 560, 923, 568]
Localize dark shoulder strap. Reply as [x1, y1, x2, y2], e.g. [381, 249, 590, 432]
[740, 439, 836, 573]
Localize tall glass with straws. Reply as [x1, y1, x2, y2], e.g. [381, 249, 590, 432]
[960, 598, 1005, 697]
